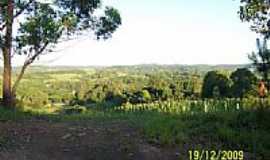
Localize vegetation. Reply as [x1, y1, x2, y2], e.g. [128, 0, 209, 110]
[0, 65, 268, 159]
[0, 0, 121, 107]
[0, 0, 269, 159]
[201, 71, 231, 98]
[239, 0, 270, 90]
[249, 38, 270, 90]
[239, 0, 270, 37]
[5, 65, 257, 108]
[230, 68, 257, 98]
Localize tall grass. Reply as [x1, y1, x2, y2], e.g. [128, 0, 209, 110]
[112, 98, 269, 114]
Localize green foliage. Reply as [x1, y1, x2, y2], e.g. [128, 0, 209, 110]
[0, 107, 31, 121]
[1, 0, 122, 56]
[114, 98, 270, 114]
[95, 7, 122, 39]
[202, 69, 258, 99]
[0, 1, 122, 106]
[249, 38, 270, 89]
[230, 68, 257, 98]
[84, 85, 106, 103]
[16, 2, 62, 55]
[239, 0, 270, 37]
[140, 110, 270, 157]
[5, 66, 262, 108]
[13, 0, 121, 55]
[201, 71, 231, 98]
[143, 114, 188, 146]
[139, 90, 152, 102]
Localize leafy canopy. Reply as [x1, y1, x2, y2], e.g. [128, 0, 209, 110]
[230, 68, 257, 98]
[249, 38, 270, 77]
[201, 71, 231, 98]
[239, 0, 270, 37]
[1, 0, 122, 57]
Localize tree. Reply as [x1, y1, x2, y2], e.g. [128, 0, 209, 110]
[0, 0, 121, 107]
[201, 71, 230, 98]
[239, 0, 270, 37]
[230, 68, 257, 98]
[248, 38, 270, 90]
[239, 0, 270, 90]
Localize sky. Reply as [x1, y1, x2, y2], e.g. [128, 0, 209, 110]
[29, 0, 259, 66]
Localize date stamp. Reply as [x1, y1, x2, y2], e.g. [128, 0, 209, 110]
[188, 150, 244, 160]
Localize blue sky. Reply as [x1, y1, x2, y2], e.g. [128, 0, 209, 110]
[31, 0, 258, 66]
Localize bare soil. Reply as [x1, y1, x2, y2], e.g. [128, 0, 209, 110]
[0, 120, 182, 160]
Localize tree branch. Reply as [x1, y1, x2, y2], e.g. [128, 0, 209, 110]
[14, 0, 35, 18]
[0, 24, 6, 31]
[12, 42, 49, 94]
[0, 20, 7, 32]
[0, 0, 35, 31]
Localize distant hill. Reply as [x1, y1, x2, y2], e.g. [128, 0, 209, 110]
[0, 64, 251, 74]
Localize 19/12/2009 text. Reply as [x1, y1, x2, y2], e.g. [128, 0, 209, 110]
[188, 150, 244, 160]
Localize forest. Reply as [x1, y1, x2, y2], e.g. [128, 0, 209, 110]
[0, 0, 270, 160]
[7, 64, 256, 108]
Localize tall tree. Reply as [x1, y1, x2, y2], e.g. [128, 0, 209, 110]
[230, 68, 257, 98]
[239, 0, 270, 90]
[201, 71, 230, 98]
[248, 38, 270, 89]
[239, 0, 270, 37]
[0, 0, 121, 108]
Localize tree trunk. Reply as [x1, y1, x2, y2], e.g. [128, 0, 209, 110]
[2, 0, 14, 108]
[2, 48, 13, 108]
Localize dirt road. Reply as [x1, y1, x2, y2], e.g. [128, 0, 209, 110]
[0, 120, 181, 160]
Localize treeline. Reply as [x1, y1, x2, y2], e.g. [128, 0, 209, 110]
[12, 68, 201, 107]
[6, 66, 258, 108]
[202, 68, 257, 99]
[56, 71, 202, 106]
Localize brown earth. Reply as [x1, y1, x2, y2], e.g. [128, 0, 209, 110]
[0, 120, 183, 160]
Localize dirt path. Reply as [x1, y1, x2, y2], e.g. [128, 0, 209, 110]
[0, 120, 181, 160]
